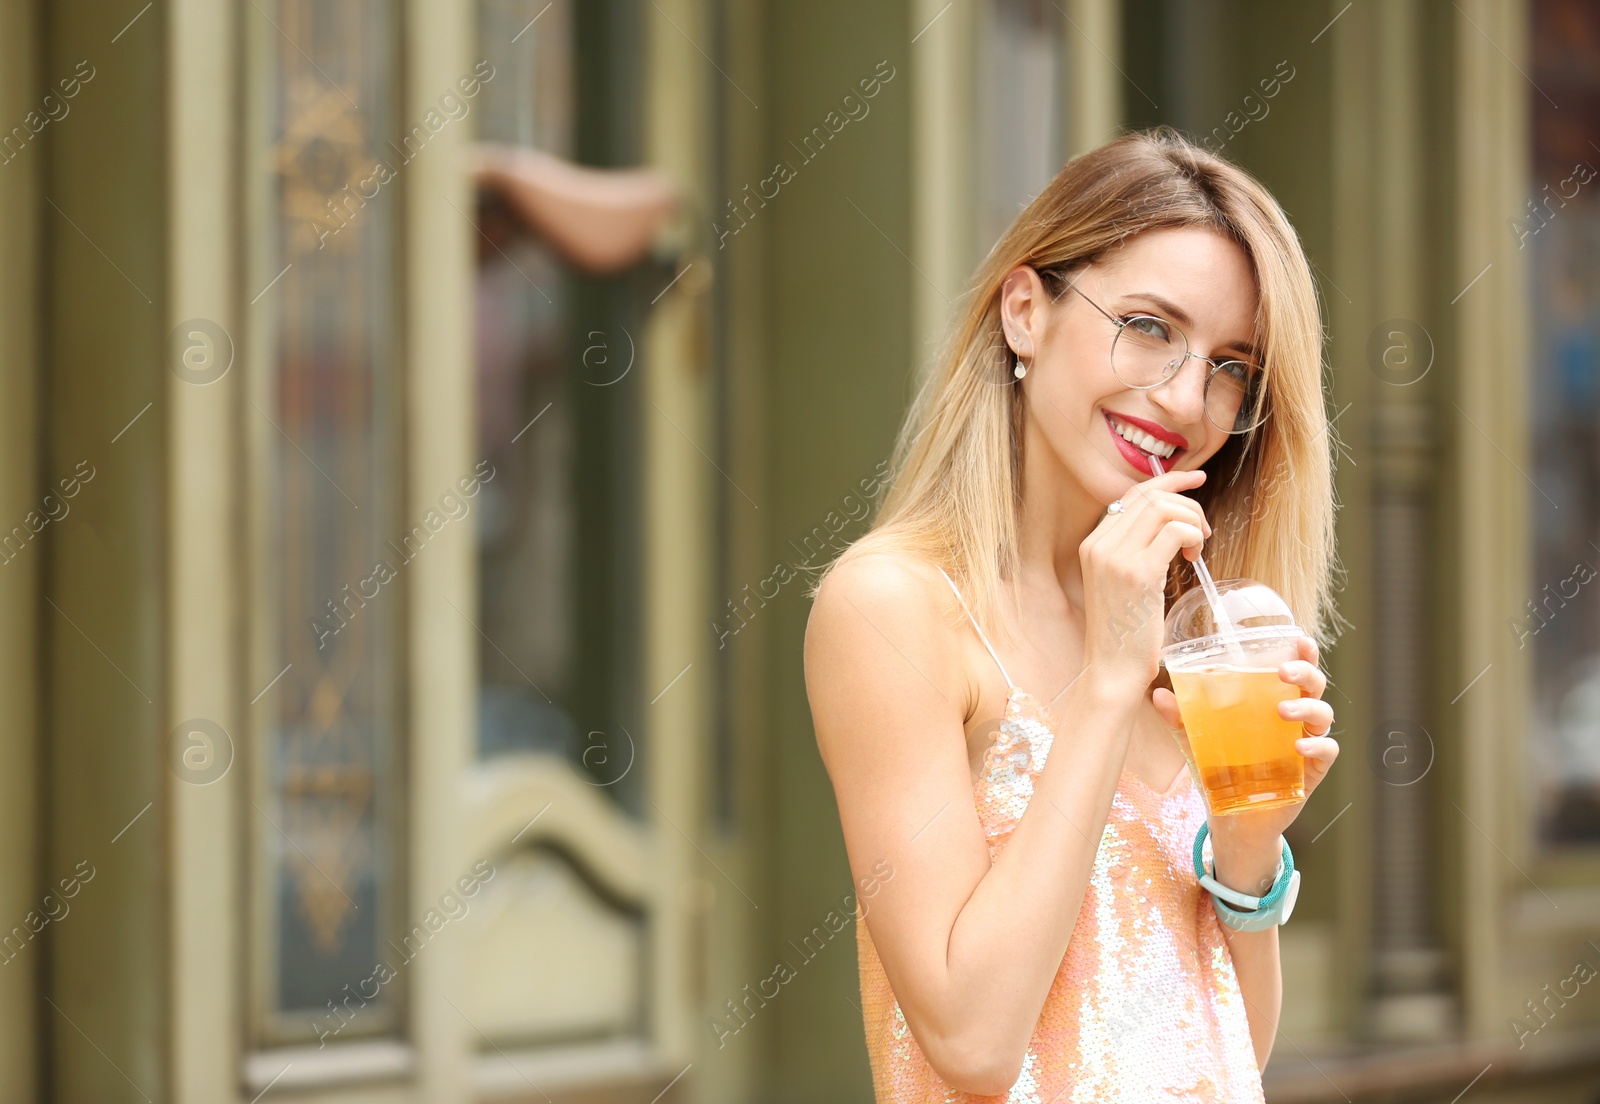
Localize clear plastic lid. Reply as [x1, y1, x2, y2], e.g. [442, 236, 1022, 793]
[1161, 577, 1300, 668]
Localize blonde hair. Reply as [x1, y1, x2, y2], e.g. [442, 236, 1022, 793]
[815, 127, 1343, 649]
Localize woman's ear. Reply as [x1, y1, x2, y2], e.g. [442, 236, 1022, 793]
[997, 265, 1045, 359]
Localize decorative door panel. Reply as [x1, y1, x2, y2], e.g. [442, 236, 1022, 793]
[461, 762, 650, 1046]
[245, 0, 409, 1048]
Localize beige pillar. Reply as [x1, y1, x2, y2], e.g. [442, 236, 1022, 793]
[167, 0, 242, 1097]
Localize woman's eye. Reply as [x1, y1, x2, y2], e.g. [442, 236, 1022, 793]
[1125, 315, 1172, 341]
[1219, 360, 1255, 383]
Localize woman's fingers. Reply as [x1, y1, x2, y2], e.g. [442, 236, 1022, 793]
[1297, 733, 1339, 763]
[1094, 471, 1208, 533]
[1290, 632, 1339, 799]
[1278, 660, 1327, 699]
[1105, 495, 1210, 565]
[1155, 520, 1207, 564]
[1085, 474, 1212, 577]
[1117, 483, 1212, 539]
[1078, 468, 1210, 679]
[1296, 733, 1340, 796]
[1279, 697, 1333, 732]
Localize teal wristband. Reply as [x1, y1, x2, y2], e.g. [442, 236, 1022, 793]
[1192, 823, 1300, 932]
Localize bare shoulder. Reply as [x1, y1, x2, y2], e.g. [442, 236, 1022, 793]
[804, 550, 966, 756]
[804, 550, 954, 670]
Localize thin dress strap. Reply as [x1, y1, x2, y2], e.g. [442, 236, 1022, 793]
[935, 566, 1018, 691]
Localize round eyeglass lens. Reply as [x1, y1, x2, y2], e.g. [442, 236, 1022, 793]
[1208, 362, 1268, 434]
[1111, 315, 1186, 387]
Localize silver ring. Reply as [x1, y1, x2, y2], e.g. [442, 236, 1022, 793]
[1105, 499, 1125, 516]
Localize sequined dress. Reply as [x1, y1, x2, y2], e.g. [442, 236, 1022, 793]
[854, 569, 1266, 1103]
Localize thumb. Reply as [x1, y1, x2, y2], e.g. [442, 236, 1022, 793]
[1151, 687, 1191, 753]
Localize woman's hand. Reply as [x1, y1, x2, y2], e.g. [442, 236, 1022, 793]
[1151, 634, 1339, 895]
[1079, 468, 1212, 689]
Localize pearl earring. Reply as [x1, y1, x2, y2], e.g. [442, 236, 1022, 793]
[1013, 354, 1028, 380]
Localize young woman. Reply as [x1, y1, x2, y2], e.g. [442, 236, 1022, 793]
[804, 128, 1342, 1102]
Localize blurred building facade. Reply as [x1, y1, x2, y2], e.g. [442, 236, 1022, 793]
[0, 1, 1596, 1103]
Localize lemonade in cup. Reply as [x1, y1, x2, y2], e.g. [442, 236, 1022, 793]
[1160, 579, 1306, 816]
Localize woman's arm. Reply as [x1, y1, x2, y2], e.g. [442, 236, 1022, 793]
[806, 555, 1148, 1095]
[1159, 635, 1341, 1071]
[1209, 840, 1284, 1068]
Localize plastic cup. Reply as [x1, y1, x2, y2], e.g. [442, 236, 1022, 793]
[1160, 578, 1306, 816]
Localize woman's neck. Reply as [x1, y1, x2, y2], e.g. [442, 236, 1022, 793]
[1015, 444, 1106, 617]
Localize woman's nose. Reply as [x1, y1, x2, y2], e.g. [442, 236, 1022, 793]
[1147, 353, 1211, 424]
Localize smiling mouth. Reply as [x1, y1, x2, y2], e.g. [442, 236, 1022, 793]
[1104, 412, 1187, 463]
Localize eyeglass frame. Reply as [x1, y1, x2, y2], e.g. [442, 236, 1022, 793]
[1035, 267, 1270, 435]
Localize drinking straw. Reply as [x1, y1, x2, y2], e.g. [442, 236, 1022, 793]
[1148, 454, 1248, 666]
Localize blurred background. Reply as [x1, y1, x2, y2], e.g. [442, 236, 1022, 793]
[0, 0, 1596, 1101]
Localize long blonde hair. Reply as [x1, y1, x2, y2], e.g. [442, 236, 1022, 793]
[816, 127, 1343, 649]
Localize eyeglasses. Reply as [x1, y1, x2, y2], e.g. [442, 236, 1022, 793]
[1046, 272, 1269, 435]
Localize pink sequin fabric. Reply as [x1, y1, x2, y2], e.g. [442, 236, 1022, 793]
[855, 683, 1267, 1103]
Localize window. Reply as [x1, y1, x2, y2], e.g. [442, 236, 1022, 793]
[974, 0, 1070, 256]
[469, 0, 647, 816]
[247, 0, 407, 1044]
[1526, 0, 1600, 849]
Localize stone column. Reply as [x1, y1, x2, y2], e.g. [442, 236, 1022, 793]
[1362, 0, 1456, 1042]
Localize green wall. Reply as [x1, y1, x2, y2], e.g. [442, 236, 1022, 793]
[759, 3, 913, 1101]
[42, 3, 169, 1101]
